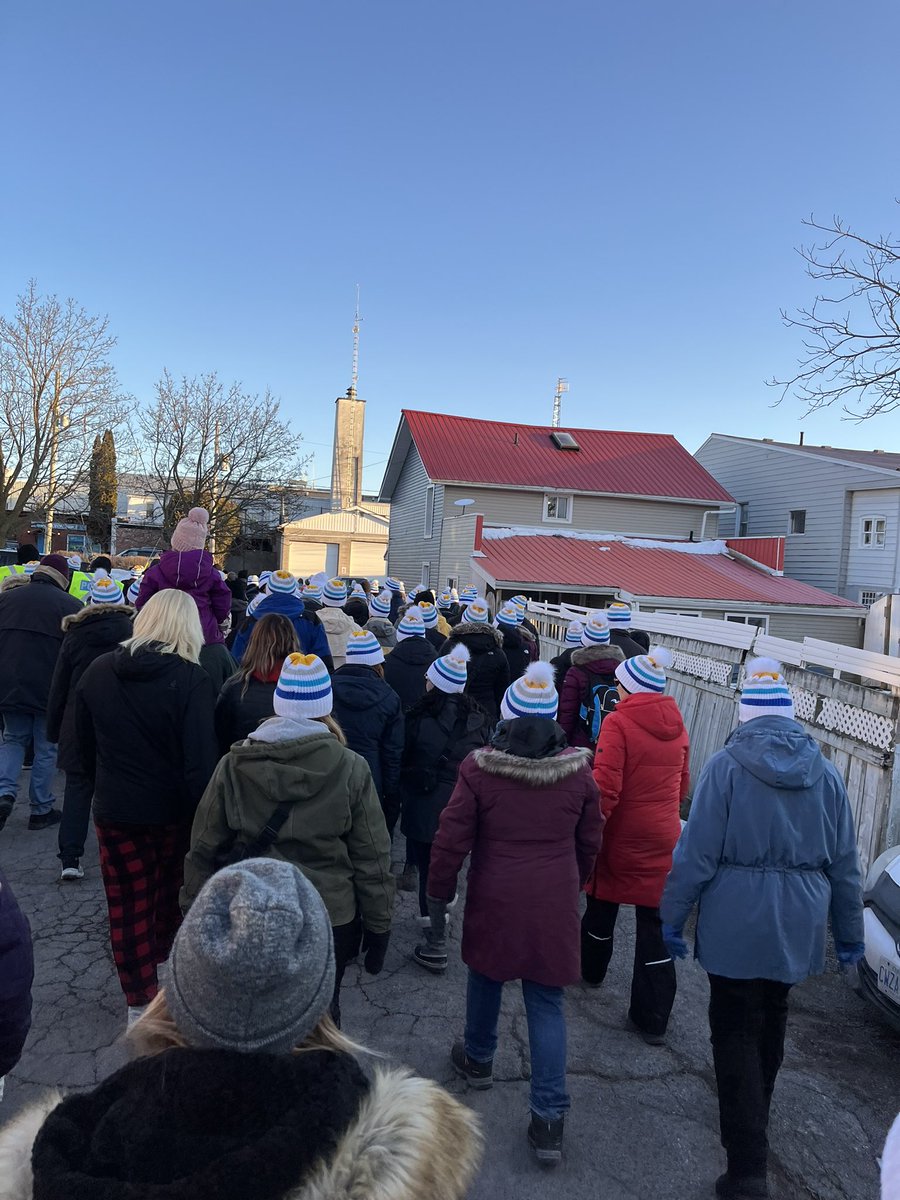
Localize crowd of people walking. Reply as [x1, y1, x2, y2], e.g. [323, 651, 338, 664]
[0, 509, 892, 1198]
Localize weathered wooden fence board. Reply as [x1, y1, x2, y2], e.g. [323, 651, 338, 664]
[528, 607, 900, 873]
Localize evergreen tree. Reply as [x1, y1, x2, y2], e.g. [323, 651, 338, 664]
[87, 428, 117, 548]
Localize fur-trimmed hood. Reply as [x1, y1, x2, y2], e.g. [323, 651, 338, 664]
[448, 622, 503, 648]
[0, 1055, 482, 1200]
[570, 643, 624, 669]
[61, 602, 135, 632]
[473, 742, 593, 785]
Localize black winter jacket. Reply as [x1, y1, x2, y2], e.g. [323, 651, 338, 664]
[331, 665, 405, 828]
[424, 627, 445, 652]
[0, 574, 83, 714]
[610, 628, 646, 659]
[46, 605, 135, 772]
[214, 673, 277, 754]
[75, 645, 219, 826]
[400, 691, 492, 842]
[382, 638, 438, 713]
[549, 645, 577, 694]
[388, 592, 405, 623]
[199, 642, 238, 695]
[0, 867, 33, 1079]
[498, 626, 531, 683]
[438, 624, 510, 724]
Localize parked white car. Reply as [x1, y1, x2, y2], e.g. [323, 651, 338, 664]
[858, 844, 900, 1030]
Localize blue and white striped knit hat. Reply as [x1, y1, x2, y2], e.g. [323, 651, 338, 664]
[385, 577, 402, 593]
[323, 578, 348, 607]
[351, 582, 367, 599]
[739, 657, 795, 723]
[89, 576, 125, 606]
[274, 653, 333, 718]
[616, 646, 674, 695]
[437, 589, 453, 611]
[345, 629, 385, 667]
[565, 620, 584, 646]
[426, 644, 471, 694]
[462, 597, 489, 624]
[369, 589, 392, 618]
[396, 610, 426, 641]
[495, 603, 519, 630]
[459, 585, 478, 606]
[581, 613, 611, 647]
[269, 570, 298, 596]
[258, 571, 273, 592]
[247, 592, 266, 616]
[509, 594, 528, 618]
[501, 661, 559, 721]
[607, 601, 632, 626]
[127, 579, 142, 605]
[302, 581, 323, 602]
[417, 601, 439, 629]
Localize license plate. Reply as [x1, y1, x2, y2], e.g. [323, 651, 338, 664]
[878, 956, 900, 1000]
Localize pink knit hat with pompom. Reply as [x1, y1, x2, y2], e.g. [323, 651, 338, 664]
[171, 507, 210, 552]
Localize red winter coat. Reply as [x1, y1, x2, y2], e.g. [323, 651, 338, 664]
[428, 718, 604, 987]
[586, 691, 690, 908]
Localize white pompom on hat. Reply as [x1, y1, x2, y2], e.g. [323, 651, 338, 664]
[171, 506, 210, 553]
[739, 657, 795, 723]
[616, 646, 675, 695]
[501, 660, 559, 721]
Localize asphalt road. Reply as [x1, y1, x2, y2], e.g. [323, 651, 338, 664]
[1, 776, 897, 1199]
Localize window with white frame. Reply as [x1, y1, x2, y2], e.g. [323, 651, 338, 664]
[738, 502, 749, 538]
[860, 590, 884, 607]
[543, 493, 572, 523]
[421, 563, 431, 588]
[860, 516, 886, 548]
[424, 485, 435, 539]
[725, 613, 770, 632]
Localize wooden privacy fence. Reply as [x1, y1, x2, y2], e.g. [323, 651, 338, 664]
[527, 602, 900, 874]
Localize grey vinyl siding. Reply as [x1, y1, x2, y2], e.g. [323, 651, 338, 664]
[766, 612, 864, 648]
[695, 437, 900, 597]
[385, 446, 436, 585]
[846, 489, 900, 594]
[442, 485, 719, 539]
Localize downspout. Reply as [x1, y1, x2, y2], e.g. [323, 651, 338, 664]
[700, 506, 735, 541]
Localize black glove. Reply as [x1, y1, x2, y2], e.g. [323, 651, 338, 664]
[362, 928, 391, 975]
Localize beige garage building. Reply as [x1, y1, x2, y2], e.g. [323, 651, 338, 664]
[278, 505, 389, 581]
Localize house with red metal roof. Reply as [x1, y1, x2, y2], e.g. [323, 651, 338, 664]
[377, 411, 865, 644]
[379, 409, 734, 580]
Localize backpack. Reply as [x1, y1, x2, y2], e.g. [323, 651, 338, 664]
[579, 678, 619, 745]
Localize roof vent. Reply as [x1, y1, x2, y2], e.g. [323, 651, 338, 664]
[761, 437, 774, 443]
[550, 431, 580, 451]
[873, 449, 885, 454]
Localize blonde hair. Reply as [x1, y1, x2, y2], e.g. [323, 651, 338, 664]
[122, 589, 204, 664]
[129, 990, 369, 1058]
[316, 713, 347, 746]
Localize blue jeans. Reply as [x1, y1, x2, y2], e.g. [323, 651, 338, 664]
[465, 969, 570, 1121]
[0, 711, 58, 815]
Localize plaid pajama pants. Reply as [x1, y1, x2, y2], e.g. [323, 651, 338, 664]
[95, 821, 190, 1006]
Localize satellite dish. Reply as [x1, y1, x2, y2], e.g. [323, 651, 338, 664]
[454, 498, 475, 508]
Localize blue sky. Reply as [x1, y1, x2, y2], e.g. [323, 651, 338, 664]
[3, 1, 899, 493]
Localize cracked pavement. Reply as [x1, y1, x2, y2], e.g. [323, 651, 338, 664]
[1, 775, 897, 1198]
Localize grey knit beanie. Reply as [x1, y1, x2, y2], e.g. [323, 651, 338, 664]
[164, 859, 335, 1053]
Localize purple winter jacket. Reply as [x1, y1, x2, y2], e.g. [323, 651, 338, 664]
[136, 550, 232, 646]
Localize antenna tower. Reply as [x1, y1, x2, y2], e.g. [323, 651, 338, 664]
[551, 377, 569, 428]
[349, 284, 361, 399]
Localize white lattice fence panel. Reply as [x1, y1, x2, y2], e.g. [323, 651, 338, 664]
[790, 688, 818, 723]
[816, 699, 896, 752]
[671, 651, 733, 686]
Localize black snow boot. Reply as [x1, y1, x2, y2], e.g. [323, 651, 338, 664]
[528, 1114, 564, 1165]
[450, 1041, 493, 1089]
[715, 1171, 769, 1198]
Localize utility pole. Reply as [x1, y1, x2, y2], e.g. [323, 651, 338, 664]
[44, 371, 61, 553]
[551, 378, 569, 429]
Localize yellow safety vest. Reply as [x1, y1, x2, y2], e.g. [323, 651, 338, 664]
[69, 571, 92, 602]
[0, 564, 27, 585]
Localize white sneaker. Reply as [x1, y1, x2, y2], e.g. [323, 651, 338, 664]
[60, 864, 84, 881]
[126, 1004, 149, 1029]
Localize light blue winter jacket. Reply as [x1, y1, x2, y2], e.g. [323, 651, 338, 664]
[660, 715, 864, 984]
